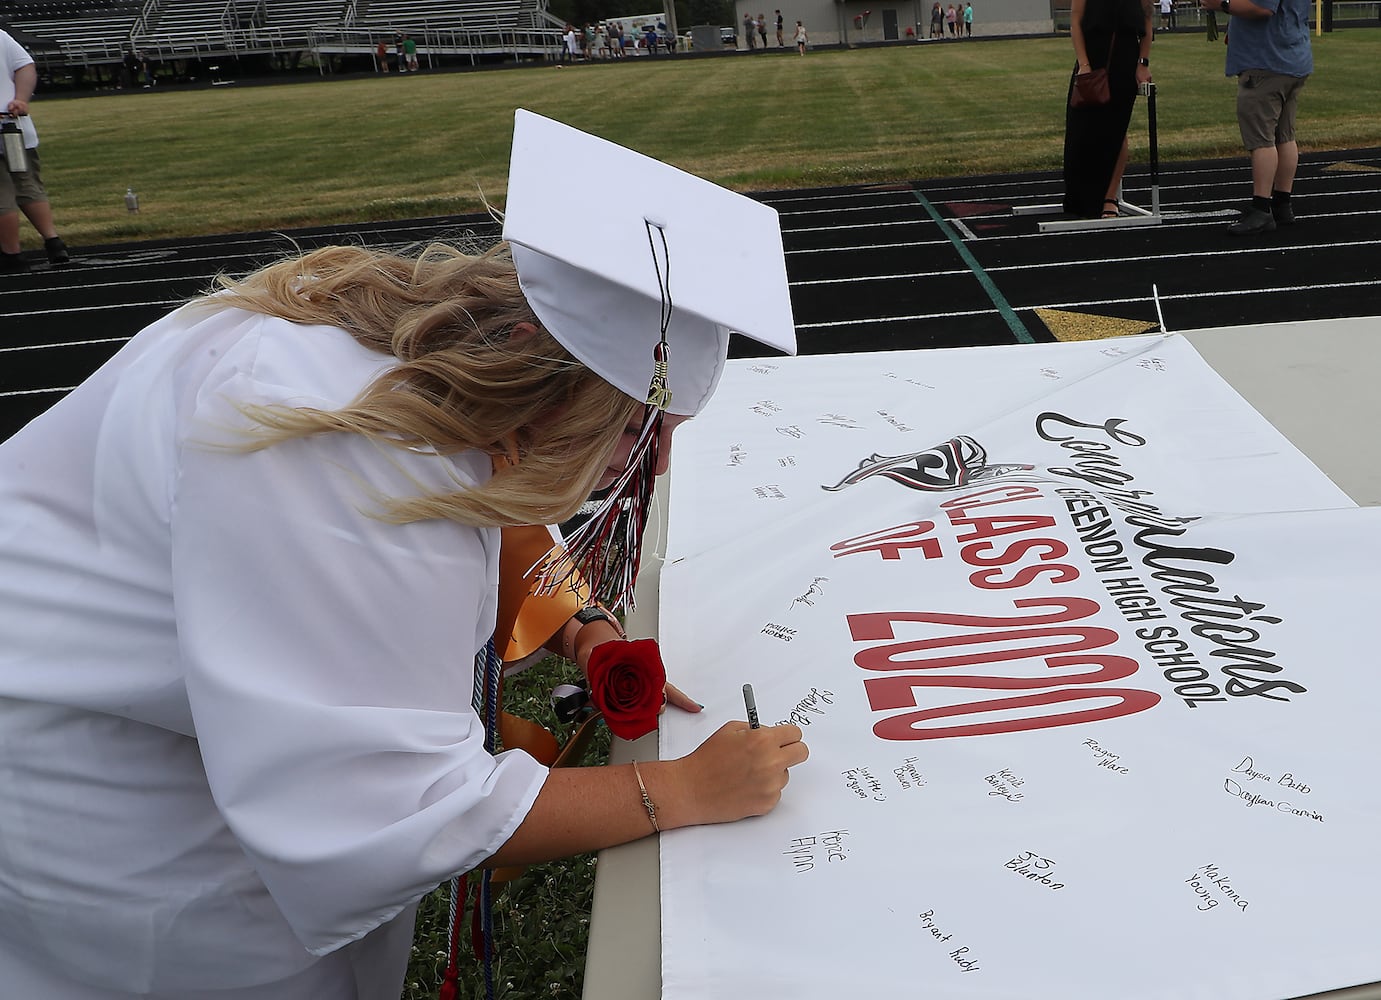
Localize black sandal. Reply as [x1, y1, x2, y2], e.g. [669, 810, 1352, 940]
[1101, 198, 1120, 219]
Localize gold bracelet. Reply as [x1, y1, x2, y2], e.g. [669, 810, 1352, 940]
[631, 760, 660, 833]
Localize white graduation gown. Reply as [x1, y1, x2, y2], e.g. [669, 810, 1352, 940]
[0, 305, 549, 997]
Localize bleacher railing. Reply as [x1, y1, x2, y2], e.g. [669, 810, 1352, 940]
[10, 0, 557, 64]
[308, 21, 561, 70]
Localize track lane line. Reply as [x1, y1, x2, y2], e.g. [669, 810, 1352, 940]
[909, 188, 1034, 344]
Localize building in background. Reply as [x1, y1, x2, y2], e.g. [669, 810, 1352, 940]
[732, 0, 1051, 47]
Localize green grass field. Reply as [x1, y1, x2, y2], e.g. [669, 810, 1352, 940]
[31, 28, 1381, 250]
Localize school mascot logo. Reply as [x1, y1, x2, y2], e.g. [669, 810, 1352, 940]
[822, 435, 1032, 493]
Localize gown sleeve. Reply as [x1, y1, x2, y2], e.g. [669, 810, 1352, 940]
[170, 350, 549, 957]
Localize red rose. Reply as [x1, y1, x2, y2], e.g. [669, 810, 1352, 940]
[586, 638, 666, 741]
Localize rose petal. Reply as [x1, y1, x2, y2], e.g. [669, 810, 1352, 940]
[587, 638, 667, 741]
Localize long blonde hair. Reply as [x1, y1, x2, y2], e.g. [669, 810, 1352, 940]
[210, 242, 641, 527]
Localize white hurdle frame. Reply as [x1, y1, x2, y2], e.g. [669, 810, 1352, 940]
[1012, 81, 1163, 232]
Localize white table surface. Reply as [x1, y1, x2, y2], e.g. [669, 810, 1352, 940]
[582, 319, 1381, 1000]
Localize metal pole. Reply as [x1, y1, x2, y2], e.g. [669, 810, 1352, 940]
[1146, 81, 1160, 215]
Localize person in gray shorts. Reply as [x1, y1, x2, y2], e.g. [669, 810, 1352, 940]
[0, 28, 69, 272]
[1198, 0, 1312, 236]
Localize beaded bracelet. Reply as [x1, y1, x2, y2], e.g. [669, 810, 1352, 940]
[631, 760, 660, 833]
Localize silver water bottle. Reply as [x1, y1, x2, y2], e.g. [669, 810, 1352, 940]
[1, 119, 26, 173]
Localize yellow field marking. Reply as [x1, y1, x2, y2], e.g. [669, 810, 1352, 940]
[1035, 308, 1160, 342]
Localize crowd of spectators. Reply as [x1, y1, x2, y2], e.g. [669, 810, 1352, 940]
[928, 2, 976, 38]
[374, 33, 418, 72]
[561, 20, 681, 59]
[559, 10, 801, 59]
[741, 12, 766, 48]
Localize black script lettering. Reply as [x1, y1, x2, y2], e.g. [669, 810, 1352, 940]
[1035, 412, 1147, 448]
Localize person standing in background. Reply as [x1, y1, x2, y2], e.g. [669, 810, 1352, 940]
[1199, 0, 1311, 234]
[1061, 0, 1154, 218]
[776, 10, 785, 45]
[121, 47, 139, 86]
[0, 28, 69, 273]
[794, 19, 808, 52]
[964, 2, 975, 36]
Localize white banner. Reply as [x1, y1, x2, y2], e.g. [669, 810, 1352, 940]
[657, 334, 1381, 1000]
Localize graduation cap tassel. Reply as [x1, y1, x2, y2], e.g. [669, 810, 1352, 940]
[536, 223, 673, 614]
[442, 641, 502, 999]
[545, 407, 662, 612]
[477, 640, 500, 1000]
[438, 874, 464, 1000]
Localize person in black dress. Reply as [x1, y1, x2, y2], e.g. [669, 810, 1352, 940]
[1062, 0, 1154, 218]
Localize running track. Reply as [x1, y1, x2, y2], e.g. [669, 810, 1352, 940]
[4, 146, 1379, 443]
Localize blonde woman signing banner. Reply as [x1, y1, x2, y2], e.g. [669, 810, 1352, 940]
[0, 111, 808, 998]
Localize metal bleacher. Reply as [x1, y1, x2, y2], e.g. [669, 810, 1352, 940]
[310, 0, 560, 68]
[5, 0, 144, 65]
[128, 0, 351, 62]
[2, 0, 561, 68]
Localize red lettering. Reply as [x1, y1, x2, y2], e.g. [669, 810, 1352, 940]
[872, 688, 1161, 741]
[969, 562, 1080, 590]
[847, 597, 1100, 641]
[939, 484, 1042, 517]
[853, 624, 1119, 671]
[949, 514, 1057, 543]
[830, 521, 942, 561]
[961, 537, 1070, 567]
[863, 655, 1140, 710]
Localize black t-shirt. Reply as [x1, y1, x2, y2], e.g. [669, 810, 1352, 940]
[1081, 0, 1147, 35]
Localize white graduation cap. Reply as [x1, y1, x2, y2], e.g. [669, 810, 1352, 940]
[502, 109, 796, 417]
